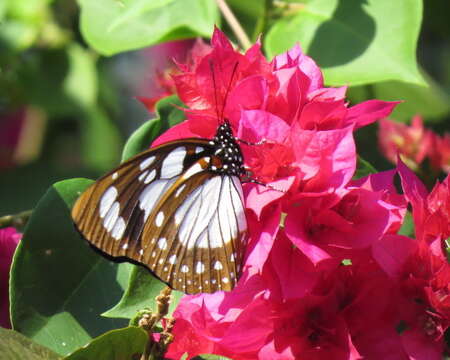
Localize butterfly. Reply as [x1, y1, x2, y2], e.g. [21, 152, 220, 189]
[71, 116, 249, 294]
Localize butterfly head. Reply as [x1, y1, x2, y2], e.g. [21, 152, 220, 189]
[208, 121, 245, 177]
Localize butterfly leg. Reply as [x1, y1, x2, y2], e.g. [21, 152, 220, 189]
[236, 137, 267, 146]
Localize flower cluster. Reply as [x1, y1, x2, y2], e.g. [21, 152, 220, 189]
[379, 115, 450, 174]
[152, 29, 448, 359]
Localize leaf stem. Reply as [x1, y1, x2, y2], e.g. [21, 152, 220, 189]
[215, 0, 252, 50]
[0, 210, 33, 230]
[252, 0, 274, 41]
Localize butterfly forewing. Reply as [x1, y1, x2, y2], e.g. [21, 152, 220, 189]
[72, 138, 247, 294]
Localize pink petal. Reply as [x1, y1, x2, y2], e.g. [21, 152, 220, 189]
[308, 86, 348, 102]
[151, 120, 199, 147]
[298, 99, 347, 130]
[211, 26, 234, 52]
[345, 100, 400, 129]
[291, 125, 356, 193]
[371, 234, 417, 277]
[238, 110, 290, 143]
[244, 204, 281, 271]
[244, 177, 294, 219]
[285, 205, 332, 265]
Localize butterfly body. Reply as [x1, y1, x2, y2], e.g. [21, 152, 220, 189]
[72, 121, 247, 294]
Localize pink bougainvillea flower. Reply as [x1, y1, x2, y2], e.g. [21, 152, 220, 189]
[160, 29, 407, 359]
[152, 26, 398, 221]
[0, 227, 21, 328]
[373, 235, 449, 359]
[137, 39, 211, 112]
[168, 256, 407, 360]
[397, 159, 450, 256]
[368, 161, 450, 359]
[0, 108, 26, 169]
[284, 170, 407, 265]
[430, 132, 450, 174]
[378, 115, 433, 171]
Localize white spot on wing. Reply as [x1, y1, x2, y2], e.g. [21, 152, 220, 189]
[179, 176, 222, 249]
[214, 261, 223, 270]
[230, 176, 247, 232]
[196, 261, 205, 274]
[111, 216, 126, 240]
[139, 179, 177, 221]
[175, 183, 186, 197]
[158, 237, 167, 250]
[160, 147, 186, 178]
[195, 147, 204, 154]
[100, 187, 118, 218]
[103, 201, 120, 231]
[169, 255, 177, 264]
[222, 277, 229, 283]
[174, 185, 203, 226]
[196, 230, 209, 248]
[181, 265, 189, 273]
[208, 212, 223, 248]
[112, 172, 118, 180]
[140, 156, 156, 170]
[181, 157, 210, 180]
[138, 170, 149, 182]
[155, 211, 165, 227]
[144, 169, 156, 184]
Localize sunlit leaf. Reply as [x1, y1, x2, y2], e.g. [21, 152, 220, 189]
[78, 0, 219, 55]
[265, 0, 425, 86]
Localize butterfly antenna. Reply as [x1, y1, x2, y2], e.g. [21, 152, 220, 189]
[209, 59, 221, 123]
[221, 61, 239, 123]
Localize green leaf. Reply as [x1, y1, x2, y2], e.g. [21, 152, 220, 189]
[102, 266, 183, 319]
[399, 211, 415, 238]
[18, 44, 98, 117]
[121, 95, 186, 162]
[0, 20, 39, 51]
[353, 156, 377, 180]
[192, 355, 233, 360]
[78, 0, 219, 55]
[371, 73, 450, 123]
[265, 0, 425, 86]
[81, 106, 122, 173]
[7, 0, 53, 23]
[10, 178, 128, 356]
[0, 328, 61, 360]
[64, 44, 98, 108]
[63, 327, 147, 360]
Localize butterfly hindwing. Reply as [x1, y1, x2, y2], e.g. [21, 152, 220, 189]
[142, 172, 247, 293]
[72, 138, 247, 294]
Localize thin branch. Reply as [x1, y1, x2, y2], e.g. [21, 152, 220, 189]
[0, 210, 33, 229]
[215, 0, 252, 50]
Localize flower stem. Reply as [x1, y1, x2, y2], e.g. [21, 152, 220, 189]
[0, 210, 32, 230]
[215, 0, 252, 50]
